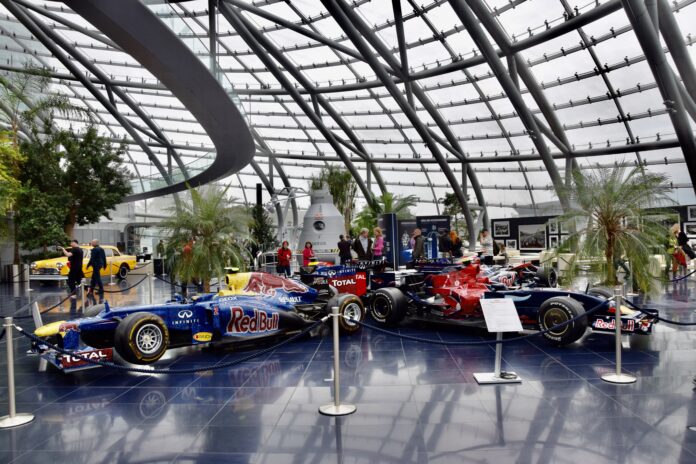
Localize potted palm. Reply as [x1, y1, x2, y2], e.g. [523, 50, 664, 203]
[353, 192, 418, 232]
[160, 186, 250, 292]
[555, 164, 674, 293]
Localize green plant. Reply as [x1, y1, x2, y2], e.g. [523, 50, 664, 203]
[555, 164, 674, 293]
[249, 203, 277, 254]
[160, 185, 250, 292]
[0, 131, 22, 220]
[441, 191, 476, 238]
[309, 166, 358, 233]
[354, 192, 418, 231]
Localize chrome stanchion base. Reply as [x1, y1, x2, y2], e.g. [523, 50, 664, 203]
[318, 404, 356, 416]
[474, 372, 522, 384]
[601, 373, 637, 384]
[0, 413, 34, 428]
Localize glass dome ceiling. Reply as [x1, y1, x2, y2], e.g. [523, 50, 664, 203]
[0, 0, 695, 221]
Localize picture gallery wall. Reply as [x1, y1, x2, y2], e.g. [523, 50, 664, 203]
[491, 205, 696, 252]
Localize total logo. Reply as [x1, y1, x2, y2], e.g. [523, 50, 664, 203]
[227, 307, 280, 335]
[61, 348, 113, 368]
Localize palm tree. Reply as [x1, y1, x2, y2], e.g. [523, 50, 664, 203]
[310, 166, 358, 233]
[159, 185, 250, 292]
[354, 192, 418, 231]
[556, 164, 674, 293]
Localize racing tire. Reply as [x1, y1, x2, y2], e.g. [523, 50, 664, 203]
[538, 297, 587, 345]
[83, 303, 106, 318]
[369, 287, 408, 327]
[535, 266, 558, 288]
[114, 312, 169, 364]
[326, 294, 365, 334]
[118, 264, 129, 280]
[587, 286, 614, 300]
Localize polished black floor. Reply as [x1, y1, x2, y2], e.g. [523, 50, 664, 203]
[0, 276, 695, 463]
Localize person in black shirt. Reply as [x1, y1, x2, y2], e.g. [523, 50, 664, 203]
[87, 239, 107, 295]
[437, 229, 452, 258]
[60, 239, 84, 299]
[337, 235, 352, 265]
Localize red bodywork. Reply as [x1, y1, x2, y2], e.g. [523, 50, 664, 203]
[425, 264, 490, 318]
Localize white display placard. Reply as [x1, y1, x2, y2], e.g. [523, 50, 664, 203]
[480, 298, 524, 333]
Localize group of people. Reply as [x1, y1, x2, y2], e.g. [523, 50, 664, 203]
[668, 223, 696, 275]
[59, 239, 108, 299]
[337, 227, 385, 263]
[408, 228, 464, 260]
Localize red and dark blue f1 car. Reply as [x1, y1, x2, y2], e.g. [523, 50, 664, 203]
[31, 272, 364, 371]
[300, 260, 657, 345]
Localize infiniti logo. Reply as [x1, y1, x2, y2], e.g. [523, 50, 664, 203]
[178, 310, 193, 319]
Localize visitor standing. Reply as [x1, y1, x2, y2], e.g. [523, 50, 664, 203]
[450, 230, 463, 258]
[411, 228, 425, 260]
[352, 228, 373, 260]
[337, 235, 352, 265]
[373, 227, 384, 260]
[302, 241, 315, 266]
[480, 229, 493, 265]
[86, 239, 107, 295]
[438, 229, 452, 258]
[277, 240, 292, 276]
[157, 239, 165, 258]
[60, 239, 84, 299]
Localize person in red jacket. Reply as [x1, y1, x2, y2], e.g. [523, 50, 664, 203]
[277, 240, 292, 276]
[302, 241, 315, 266]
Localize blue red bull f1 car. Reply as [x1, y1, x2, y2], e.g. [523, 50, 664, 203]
[31, 272, 364, 371]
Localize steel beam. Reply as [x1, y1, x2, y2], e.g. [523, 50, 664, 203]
[450, 0, 569, 211]
[218, 3, 377, 208]
[321, 0, 476, 242]
[622, 0, 696, 193]
[2, 1, 174, 196]
[658, 0, 696, 101]
[392, 0, 413, 106]
[64, 0, 255, 201]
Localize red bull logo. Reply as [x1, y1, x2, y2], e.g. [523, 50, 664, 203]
[227, 307, 280, 334]
[243, 273, 309, 297]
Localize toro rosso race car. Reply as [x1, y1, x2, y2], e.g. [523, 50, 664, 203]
[301, 260, 657, 345]
[31, 272, 364, 371]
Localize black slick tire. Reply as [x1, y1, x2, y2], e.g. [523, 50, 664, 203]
[114, 312, 169, 364]
[538, 296, 586, 345]
[118, 264, 129, 280]
[587, 287, 614, 300]
[369, 287, 408, 326]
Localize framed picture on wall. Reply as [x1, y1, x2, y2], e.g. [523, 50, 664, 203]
[493, 221, 510, 238]
[688, 206, 696, 221]
[506, 239, 517, 249]
[519, 224, 547, 250]
[549, 236, 559, 249]
[548, 221, 558, 234]
[684, 222, 696, 236]
[560, 221, 570, 234]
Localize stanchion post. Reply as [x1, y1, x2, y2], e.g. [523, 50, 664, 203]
[80, 282, 86, 310]
[0, 317, 35, 428]
[318, 306, 356, 416]
[148, 273, 153, 305]
[601, 286, 637, 384]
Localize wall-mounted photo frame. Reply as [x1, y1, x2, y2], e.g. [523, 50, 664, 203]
[506, 239, 517, 249]
[493, 221, 510, 238]
[684, 222, 696, 236]
[549, 236, 559, 249]
[519, 224, 547, 250]
[560, 221, 570, 234]
[688, 206, 696, 221]
[548, 220, 558, 234]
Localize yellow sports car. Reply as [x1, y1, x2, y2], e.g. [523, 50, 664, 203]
[30, 245, 137, 281]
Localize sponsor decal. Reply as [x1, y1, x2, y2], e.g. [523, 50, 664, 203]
[242, 273, 309, 298]
[178, 309, 193, 319]
[593, 319, 635, 332]
[329, 272, 367, 296]
[503, 294, 532, 302]
[193, 332, 213, 342]
[61, 348, 113, 368]
[227, 307, 280, 334]
[58, 322, 79, 333]
[278, 296, 302, 304]
[213, 305, 219, 316]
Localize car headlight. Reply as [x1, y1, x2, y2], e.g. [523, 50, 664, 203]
[56, 262, 63, 270]
[30, 262, 37, 269]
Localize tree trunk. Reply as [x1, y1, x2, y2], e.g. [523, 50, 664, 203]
[64, 206, 77, 239]
[606, 236, 615, 286]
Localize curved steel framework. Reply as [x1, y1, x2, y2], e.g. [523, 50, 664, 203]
[0, 0, 693, 223]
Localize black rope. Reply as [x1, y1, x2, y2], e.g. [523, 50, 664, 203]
[0, 327, 4, 341]
[349, 300, 611, 346]
[15, 319, 324, 374]
[102, 274, 149, 293]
